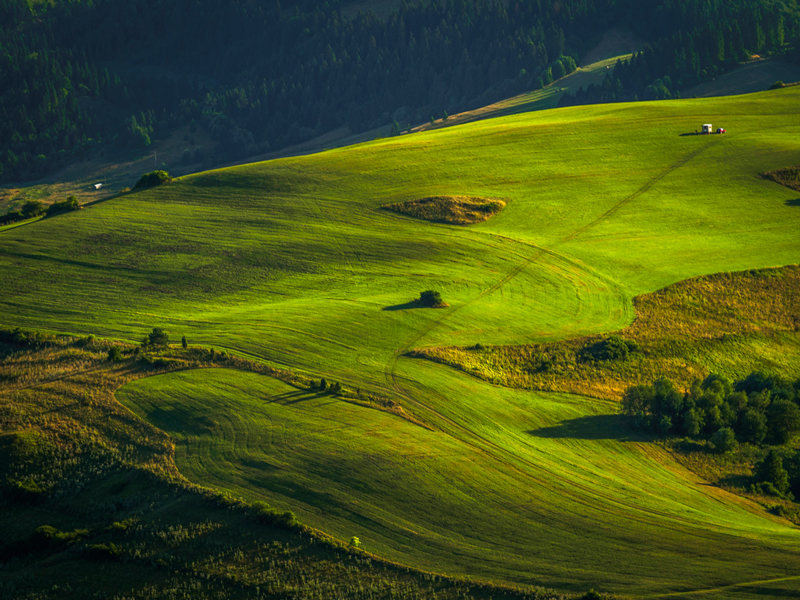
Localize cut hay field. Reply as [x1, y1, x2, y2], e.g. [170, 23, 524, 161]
[4, 87, 800, 597]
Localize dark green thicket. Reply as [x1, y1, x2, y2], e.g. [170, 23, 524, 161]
[621, 371, 800, 446]
[134, 170, 172, 189]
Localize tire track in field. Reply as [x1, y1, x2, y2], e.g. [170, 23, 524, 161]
[649, 574, 800, 597]
[388, 138, 720, 368]
[561, 139, 719, 243]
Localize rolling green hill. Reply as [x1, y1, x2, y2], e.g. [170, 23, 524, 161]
[3, 87, 800, 597]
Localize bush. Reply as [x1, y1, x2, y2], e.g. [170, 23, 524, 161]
[250, 502, 299, 529]
[142, 327, 169, 350]
[107, 347, 123, 362]
[85, 543, 121, 561]
[29, 526, 89, 551]
[106, 519, 137, 534]
[580, 335, 639, 362]
[21, 200, 45, 218]
[419, 290, 445, 307]
[47, 195, 80, 216]
[134, 170, 172, 189]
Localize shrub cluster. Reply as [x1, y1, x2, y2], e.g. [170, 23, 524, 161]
[0, 327, 56, 348]
[249, 501, 300, 530]
[134, 170, 172, 189]
[46, 195, 80, 215]
[578, 335, 639, 362]
[0, 200, 45, 225]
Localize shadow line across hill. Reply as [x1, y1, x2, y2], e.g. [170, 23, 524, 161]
[383, 299, 426, 311]
[528, 414, 643, 441]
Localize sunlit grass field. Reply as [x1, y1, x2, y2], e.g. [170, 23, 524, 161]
[4, 87, 800, 596]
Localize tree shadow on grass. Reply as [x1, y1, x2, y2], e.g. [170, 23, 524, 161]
[724, 585, 800, 598]
[268, 390, 330, 405]
[718, 473, 752, 489]
[527, 414, 641, 441]
[786, 198, 800, 207]
[239, 457, 280, 473]
[382, 299, 425, 311]
[147, 406, 218, 436]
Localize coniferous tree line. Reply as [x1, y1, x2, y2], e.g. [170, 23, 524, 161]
[2, 0, 800, 183]
[560, 2, 800, 107]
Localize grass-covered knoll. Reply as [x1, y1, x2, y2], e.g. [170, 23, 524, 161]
[0, 333, 568, 600]
[762, 163, 800, 193]
[3, 89, 800, 596]
[383, 196, 506, 225]
[414, 266, 800, 399]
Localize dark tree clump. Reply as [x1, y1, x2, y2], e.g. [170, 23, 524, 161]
[621, 371, 800, 447]
[143, 327, 169, 350]
[419, 290, 445, 307]
[134, 170, 172, 189]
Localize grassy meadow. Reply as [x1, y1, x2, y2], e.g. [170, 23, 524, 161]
[3, 87, 800, 597]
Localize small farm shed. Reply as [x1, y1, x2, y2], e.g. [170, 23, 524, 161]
[702, 124, 713, 134]
[94, 183, 103, 190]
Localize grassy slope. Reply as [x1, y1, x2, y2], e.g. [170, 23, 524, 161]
[415, 266, 800, 400]
[118, 366, 800, 597]
[0, 340, 547, 600]
[2, 88, 800, 596]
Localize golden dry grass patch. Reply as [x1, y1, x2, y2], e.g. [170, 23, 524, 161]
[383, 196, 506, 225]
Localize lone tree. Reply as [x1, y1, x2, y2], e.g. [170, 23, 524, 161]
[181, 335, 188, 349]
[143, 327, 169, 350]
[419, 290, 445, 307]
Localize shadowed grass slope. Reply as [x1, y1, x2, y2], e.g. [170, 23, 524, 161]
[0, 337, 563, 600]
[118, 363, 800, 598]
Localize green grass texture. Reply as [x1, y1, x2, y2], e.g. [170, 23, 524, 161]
[118, 365, 800, 597]
[4, 87, 800, 596]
